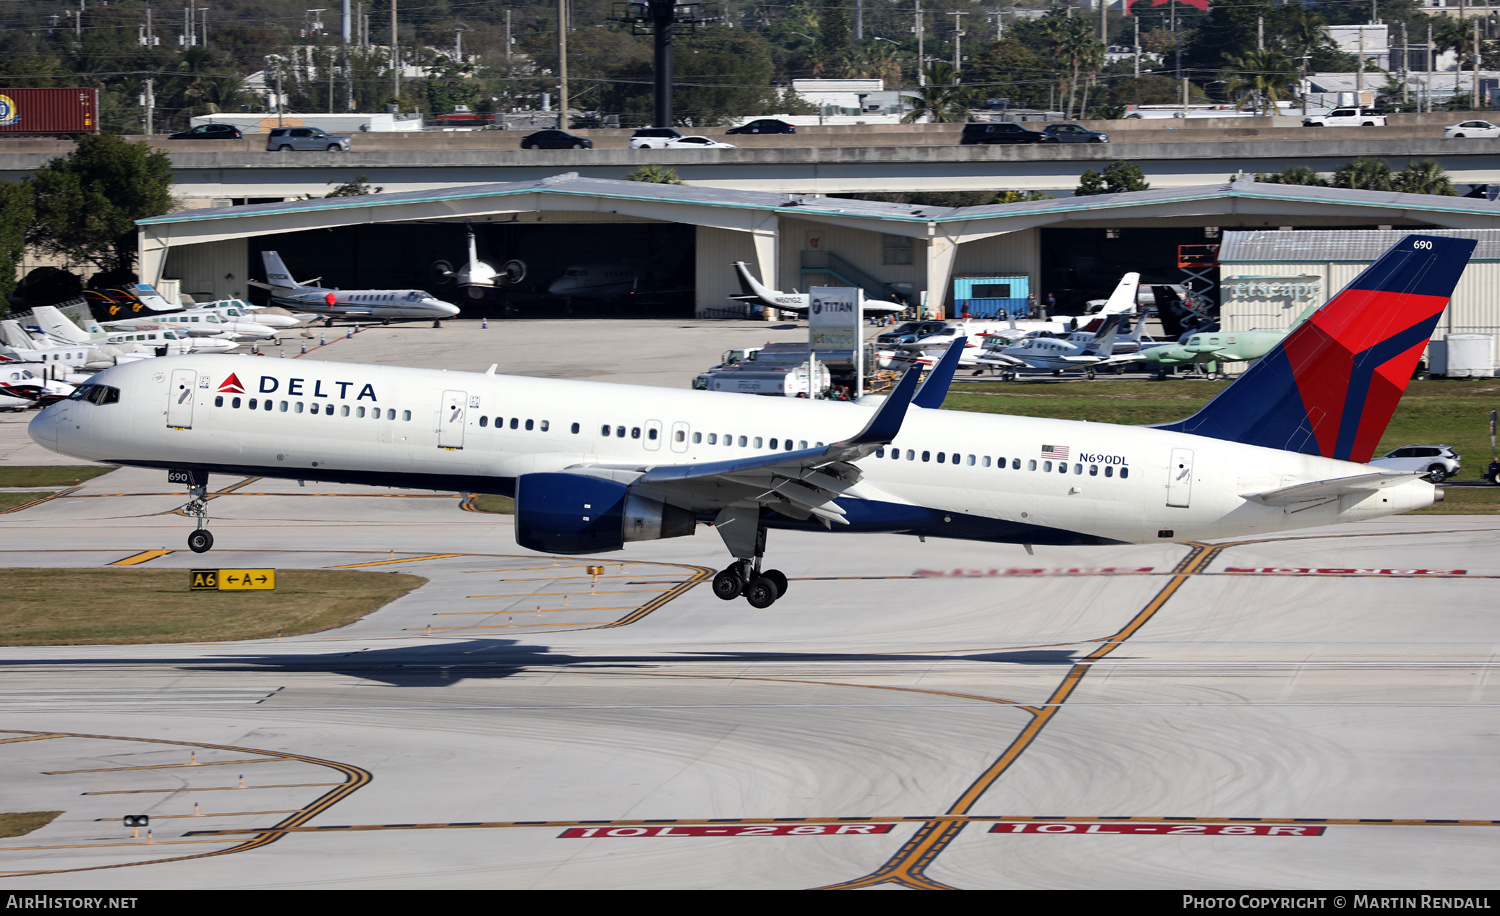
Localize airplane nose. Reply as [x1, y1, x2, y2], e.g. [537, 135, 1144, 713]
[437, 301, 460, 317]
[28, 403, 62, 450]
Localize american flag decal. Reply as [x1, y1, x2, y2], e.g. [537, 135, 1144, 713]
[1041, 445, 1070, 460]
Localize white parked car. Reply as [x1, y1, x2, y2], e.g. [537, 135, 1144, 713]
[663, 135, 736, 149]
[1369, 445, 1462, 482]
[1443, 120, 1500, 139]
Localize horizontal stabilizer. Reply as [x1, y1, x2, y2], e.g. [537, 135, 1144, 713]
[1241, 471, 1422, 506]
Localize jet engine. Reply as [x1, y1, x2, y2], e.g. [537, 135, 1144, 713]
[514, 472, 696, 554]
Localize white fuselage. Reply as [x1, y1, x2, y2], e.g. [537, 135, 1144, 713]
[273, 289, 460, 321]
[29, 355, 1435, 548]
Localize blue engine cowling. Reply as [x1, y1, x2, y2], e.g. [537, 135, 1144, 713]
[514, 472, 696, 554]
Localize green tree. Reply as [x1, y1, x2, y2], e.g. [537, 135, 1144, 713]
[1076, 161, 1151, 197]
[1223, 48, 1298, 114]
[902, 62, 971, 123]
[325, 175, 385, 197]
[1394, 159, 1457, 196]
[0, 181, 33, 309]
[29, 135, 175, 276]
[625, 165, 684, 185]
[1255, 165, 1327, 186]
[1331, 157, 1394, 191]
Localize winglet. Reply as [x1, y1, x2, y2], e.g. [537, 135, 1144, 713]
[847, 362, 923, 446]
[912, 337, 966, 409]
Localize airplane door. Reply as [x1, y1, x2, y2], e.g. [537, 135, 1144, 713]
[439, 390, 466, 449]
[1167, 448, 1194, 508]
[167, 368, 196, 429]
[644, 419, 663, 452]
[669, 421, 690, 454]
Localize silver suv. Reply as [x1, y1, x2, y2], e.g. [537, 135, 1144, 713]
[1369, 445, 1461, 482]
[266, 127, 351, 152]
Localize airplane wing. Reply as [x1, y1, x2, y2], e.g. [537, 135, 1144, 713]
[564, 364, 924, 526]
[1240, 471, 1424, 507]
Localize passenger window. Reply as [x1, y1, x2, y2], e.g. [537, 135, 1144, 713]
[648, 427, 656, 439]
[526, 419, 534, 431]
[295, 402, 304, 414]
[677, 430, 686, 443]
[632, 427, 641, 439]
[876, 448, 885, 458]
[1074, 463, 1082, 474]
[602, 425, 611, 436]
[617, 426, 625, 437]
[249, 398, 257, 409]
[1089, 464, 1098, 476]
[1120, 467, 1129, 479]
[936, 452, 945, 464]
[738, 436, 747, 447]
[922, 451, 930, 462]
[572, 423, 580, 434]
[215, 395, 224, 407]
[693, 432, 702, 443]
[480, 415, 488, 427]
[402, 410, 411, 421]
[769, 438, 777, 449]
[1011, 458, 1020, 470]
[341, 405, 349, 417]
[1028, 460, 1037, 471]
[511, 418, 520, 429]
[905, 449, 914, 460]
[1105, 466, 1113, 477]
[753, 437, 762, 448]
[800, 441, 808, 449]
[707, 433, 717, 444]
[540, 421, 549, 432]
[982, 456, 991, 467]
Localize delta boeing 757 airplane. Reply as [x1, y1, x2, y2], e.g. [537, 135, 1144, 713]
[28, 236, 1473, 608]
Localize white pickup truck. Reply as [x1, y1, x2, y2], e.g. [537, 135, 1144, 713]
[1302, 108, 1387, 127]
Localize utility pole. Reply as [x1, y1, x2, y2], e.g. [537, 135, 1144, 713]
[1427, 21, 1433, 114]
[1134, 16, 1140, 79]
[916, 0, 924, 87]
[949, 11, 965, 72]
[557, 0, 568, 129]
[143, 78, 154, 134]
[1474, 16, 1481, 109]
[391, 0, 399, 103]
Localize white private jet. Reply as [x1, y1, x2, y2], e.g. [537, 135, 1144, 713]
[27, 236, 1472, 611]
[729, 261, 906, 318]
[251, 252, 460, 325]
[31, 306, 237, 356]
[997, 314, 1134, 378]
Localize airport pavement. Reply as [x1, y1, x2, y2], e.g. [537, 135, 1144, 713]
[0, 321, 1497, 888]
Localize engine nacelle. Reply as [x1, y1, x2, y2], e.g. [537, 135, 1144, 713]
[514, 472, 696, 554]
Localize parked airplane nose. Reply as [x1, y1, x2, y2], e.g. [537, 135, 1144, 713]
[433, 300, 460, 317]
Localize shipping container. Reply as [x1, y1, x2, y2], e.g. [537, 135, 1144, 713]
[0, 88, 98, 136]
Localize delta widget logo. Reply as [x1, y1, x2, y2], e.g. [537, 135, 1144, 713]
[217, 373, 245, 394]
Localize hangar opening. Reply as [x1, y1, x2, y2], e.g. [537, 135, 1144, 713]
[246, 222, 696, 318]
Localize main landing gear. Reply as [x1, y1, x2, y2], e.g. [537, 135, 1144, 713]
[181, 477, 215, 553]
[711, 506, 787, 608]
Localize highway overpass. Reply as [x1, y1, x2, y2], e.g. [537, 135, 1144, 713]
[3, 126, 1498, 201]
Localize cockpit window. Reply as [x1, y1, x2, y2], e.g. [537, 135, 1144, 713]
[68, 384, 120, 405]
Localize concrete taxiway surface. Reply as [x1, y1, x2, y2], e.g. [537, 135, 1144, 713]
[0, 320, 1496, 888]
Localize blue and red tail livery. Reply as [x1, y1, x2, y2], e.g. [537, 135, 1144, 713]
[1159, 235, 1475, 461]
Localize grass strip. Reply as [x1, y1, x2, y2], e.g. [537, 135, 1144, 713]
[0, 812, 61, 838]
[0, 569, 426, 646]
[0, 466, 114, 488]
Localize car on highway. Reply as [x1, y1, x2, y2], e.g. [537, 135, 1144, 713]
[169, 123, 243, 141]
[726, 118, 796, 135]
[1369, 444, 1462, 482]
[1041, 123, 1108, 143]
[629, 127, 683, 149]
[519, 129, 592, 150]
[663, 135, 736, 149]
[1443, 119, 1500, 139]
[266, 126, 351, 151]
[959, 122, 1057, 145]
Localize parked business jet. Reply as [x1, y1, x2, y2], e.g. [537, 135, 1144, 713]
[28, 236, 1472, 610]
[729, 261, 905, 318]
[32, 306, 237, 356]
[251, 252, 460, 325]
[998, 314, 1128, 377]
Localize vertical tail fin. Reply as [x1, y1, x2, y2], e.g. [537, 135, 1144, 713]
[32, 306, 92, 344]
[1098, 272, 1141, 316]
[1157, 235, 1475, 461]
[261, 251, 301, 291]
[1087, 315, 1123, 357]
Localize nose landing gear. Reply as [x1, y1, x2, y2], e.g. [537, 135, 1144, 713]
[180, 477, 215, 553]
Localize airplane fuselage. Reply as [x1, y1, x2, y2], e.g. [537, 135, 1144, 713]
[272, 289, 460, 321]
[29, 354, 1434, 549]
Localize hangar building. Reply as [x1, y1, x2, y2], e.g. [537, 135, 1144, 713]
[138, 173, 1500, 349]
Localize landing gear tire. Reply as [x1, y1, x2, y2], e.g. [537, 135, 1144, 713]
[760, 569, 788, 599]
[187, 529, 214, 553]
[745, 577, 779, 609]
[712, 566, 746, 601]
[1086, 367, 1097, 380]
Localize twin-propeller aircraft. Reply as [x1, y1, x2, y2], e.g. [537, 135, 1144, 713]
[29, 236, 1473, 608]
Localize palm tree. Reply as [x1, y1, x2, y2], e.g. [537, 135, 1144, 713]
[1394, 160, 1457, 196]
[1332, 157, 1394, 191]
[901, 62, 971, 123]
[1223, 49, 1298, 116]
[1277, 4, 1331, 115]
[1040, 14, 1102, 120]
